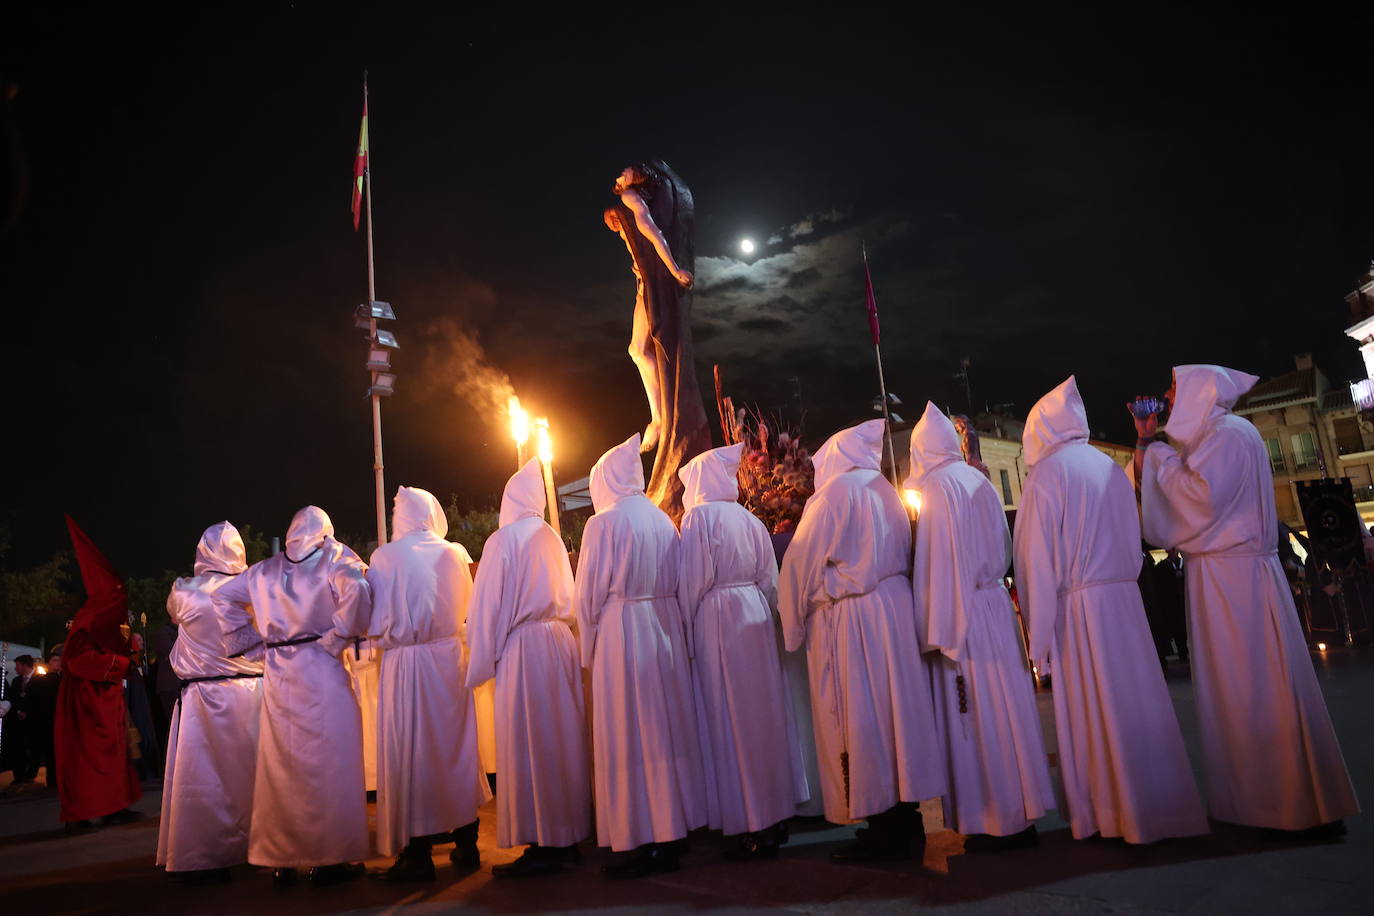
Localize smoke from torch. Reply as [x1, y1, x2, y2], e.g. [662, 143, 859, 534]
[417, 317, 516, 423]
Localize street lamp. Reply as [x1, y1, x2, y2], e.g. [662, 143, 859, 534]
[356, 299, 398, 547]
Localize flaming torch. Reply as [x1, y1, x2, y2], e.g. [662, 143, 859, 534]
[508, 396, 531, 468]
[536, 418, 561, 539]
[903, 488, 922, 520]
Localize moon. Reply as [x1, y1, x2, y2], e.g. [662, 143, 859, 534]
[740, 238, 756, 255]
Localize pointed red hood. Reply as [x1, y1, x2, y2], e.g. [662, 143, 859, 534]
[65, 515, 130, 654]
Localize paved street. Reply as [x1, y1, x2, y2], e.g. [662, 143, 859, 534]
[2, 647, 1369, 915]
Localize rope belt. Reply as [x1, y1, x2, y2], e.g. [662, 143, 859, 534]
[1060, 576, 1137, 597]
[182, 673, 262, 688]
[1185, 549, 1279, 560]
[265, 634, 323, 649]
[609, 593, 676, 602]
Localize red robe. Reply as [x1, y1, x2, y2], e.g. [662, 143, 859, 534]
[56, 516, 142, 822]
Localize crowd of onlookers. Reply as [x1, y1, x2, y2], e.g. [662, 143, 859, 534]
[1, 630, 179, 792]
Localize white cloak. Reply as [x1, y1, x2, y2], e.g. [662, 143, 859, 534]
[368, 487, 490, 857]
[678, 445, 809, 835]
[342, 640, 381, 793]
[575, 434, 707, 851]
[157, 522, 262, 872]
[1014, 378, 1207, 843]
[907, 403, 1054, 837]
[467, 458, 591, 849]
[215, 506, 372, 868]
[778, 420, 946, 824]
[1142, 364, 1359, 829]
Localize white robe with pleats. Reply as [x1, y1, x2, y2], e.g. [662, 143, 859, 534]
[678, 445, 809, 835]
[367, 487, 491, 857]
[467, 457, 591, 849]
[1142, 364, 1358, 829]
[907, 403, 1054, 838]
[1014, 378, 1207, 844]
[575, 434, 707, 851]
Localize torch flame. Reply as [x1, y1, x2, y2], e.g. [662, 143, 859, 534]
[903, 488, 922, 516]
[508, 396, 530, 447]
[535, 418, 553, 464]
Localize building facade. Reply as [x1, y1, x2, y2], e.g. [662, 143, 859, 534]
[1234, 353, 1374, 528]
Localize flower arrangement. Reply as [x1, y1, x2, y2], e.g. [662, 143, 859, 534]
[714, 366, 814, 534]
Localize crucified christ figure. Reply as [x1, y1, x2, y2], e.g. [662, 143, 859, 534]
[603, 159, 712, 519]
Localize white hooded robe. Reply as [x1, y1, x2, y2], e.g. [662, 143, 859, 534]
[215, 506, 372, 867]
[678, 444, 810, 835]
[574, 433, 707, 851]
[367, 486, 491, 857]
[342, 639, 381, 793]
[157, 521, 263, 872]
[467, 458, 591, 849]
[906, 403, 1055, 838]
[1141, 364, 1359, 829]
[778, 420, 946, 824]
[1013, 378, 1207, 843]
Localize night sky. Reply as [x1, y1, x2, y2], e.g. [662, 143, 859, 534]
[3, 5, 1372, 576]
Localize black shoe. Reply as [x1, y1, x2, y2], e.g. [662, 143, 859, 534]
[449, 820, 481, 873]
[272, 868, 296, 889]
[722, 831, 780, 862]
[64, 820, 97, 836]
[372, 850, 436, 883]
[602, 844, 680, 880]
[101, 808, 143, 826]
[1260, 820, 1347, 843]
[308, 863, 365, 888]
[171, 868, 232, 886]
[963, 825, 1039, 852]
[492, 845, 562, 879]
[555, 844, 583, 864]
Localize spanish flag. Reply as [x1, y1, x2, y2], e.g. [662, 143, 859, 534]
[351, 84, 369, 231]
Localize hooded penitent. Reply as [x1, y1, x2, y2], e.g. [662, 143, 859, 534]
[1013, 379, 1207, 843]
[810, 419, 885, 491]
[368, 485, 489, 857]
[285, 505, 334, 561]
[678, 442, 809, 834]
[466, 458, 590, 849]
[1162, 364, 1260, 451]
[778, 420, 945, 824]
[905, 403, 1054, 837]
[1023, 376, 1089, 468]
[679, 442, 744, 510]
[158, 520, 262, 872]
[904, 402, 963, 489]
[575, 433, 706, 850]
[589, 433, 645, 513]
[499, 457, 546, 527]
[392, 486, 449, 541]
[1140, 364, 1358, 830]
[55, 516, 142, 822]
[211, 506, 373, 867]
[192, 521, 248, 577]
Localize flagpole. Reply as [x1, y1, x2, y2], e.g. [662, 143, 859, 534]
[875, 341, 899, 489]
[863, 242, 900, 489]
[364, 73, 387, 550]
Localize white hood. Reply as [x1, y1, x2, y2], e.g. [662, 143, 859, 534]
[904, 401, 962, 488]
[391, 486, 448, 540]
[1164, 364, 1260, 450]
[500, 457, 546, 527]
[193, 521, 247, 576]
[811, 419, 885, 491]
[590, 433, 646, 512]
[679, 443, 744, 509]
[1023, 375, 1090, 468]
[285, 505, 334, 561]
